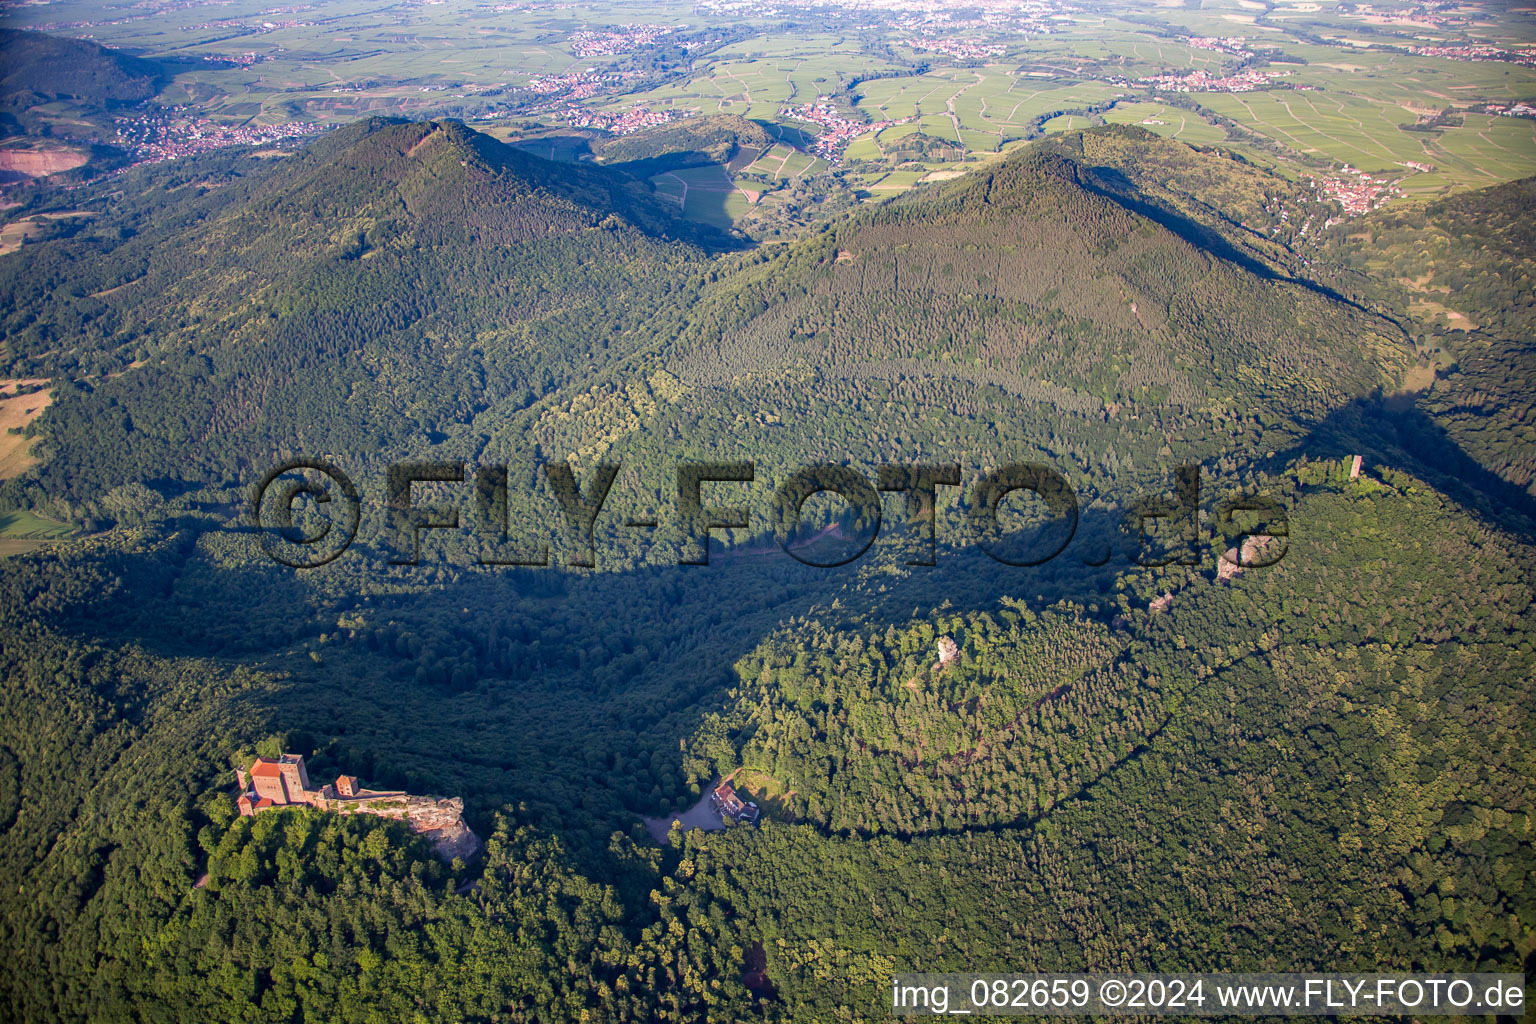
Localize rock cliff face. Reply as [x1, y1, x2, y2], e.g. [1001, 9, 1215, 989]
[1216, 533, 1282, 582]
[405, 796, 481, 862]
[0, 147, 89, 179]
[334, 794, 481, 862]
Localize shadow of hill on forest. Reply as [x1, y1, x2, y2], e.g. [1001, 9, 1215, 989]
[1264, 389, 1536, 542]
[14, 371, 1533, 883]
[1080, 165, 1397, 324]
[24, 478, 1145, 854]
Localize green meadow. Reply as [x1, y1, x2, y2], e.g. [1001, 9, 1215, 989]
[1199, 89, 1536, 190]
[1102, 101, 1229, 146]
[0, 509, 73, 556]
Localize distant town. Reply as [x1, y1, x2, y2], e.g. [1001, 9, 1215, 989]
[567, 24, 679, 57]
[555, 104, 685, 134]
[113, 112, 322, 169]
[781, 100, 911, 162]
[1409, 44, 1536, 67]
[1112, 68, 1290, 94]
[899, 37, 1007, 60]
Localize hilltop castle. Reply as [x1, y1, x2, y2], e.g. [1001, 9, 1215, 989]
[235, 753, 479, 861]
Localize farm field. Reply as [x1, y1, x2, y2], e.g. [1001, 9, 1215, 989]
[739, 144, 824, 179]
[1102, 101, 1229, 146]
[605, 42, 890, 121]
[0, 380, 52, 481]
[1198, 89, 1536, 189]
[649, 163, 755, 230]
[853, 70, 1120, 145]
[1, 0, 1533, 225]
[863, 169, 929, 193]
[0, 509, 72, 556]
[1272, 48, 1536, 102]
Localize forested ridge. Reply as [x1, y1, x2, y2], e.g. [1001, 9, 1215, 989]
[596, 113, 772, 177]
[0, 118, 1530, 1022]
[1, 118, 724, 517]
[0, 28, 162, 138]
[1326, 176, 1536, 498]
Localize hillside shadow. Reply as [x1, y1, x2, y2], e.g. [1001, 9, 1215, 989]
[35, 482, 1142, 861]
[605, 152, 718, 180]
[1265, 389, 1536, 540]
[24, 383, 1531, 886]
[625, 161, 743, 236]
[503, 133, 596, 165]
[1080, 165, 1391, 321]
[1081, 165, 1280, 279]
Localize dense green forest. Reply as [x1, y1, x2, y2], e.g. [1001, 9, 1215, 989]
[0, 117, 1530, 1021]
[0, 28, 162, 139]
[1326, 176, 1536, 499]
[1, 118, 729, 520]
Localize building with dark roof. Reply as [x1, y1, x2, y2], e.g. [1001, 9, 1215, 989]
[711, 781, 760, 824]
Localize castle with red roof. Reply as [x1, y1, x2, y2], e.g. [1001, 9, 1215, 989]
[236, 753, 324, 814]
[234, 753, 479, 861]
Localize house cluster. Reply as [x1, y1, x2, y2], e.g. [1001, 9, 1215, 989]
[203, 51, 273, 67]
[1308, 166, 1402, 217]
[712, 781, 761, 824]
[556, 104, 685, 134]
[1409, 45, 1536, 67]
[527, 70, 614, 98]
[1346, 5, 1466, 29]
[525, 69, 651, 100]
[112, 112, 321, 168]
[567, 24, 678, 57]
[898, 37, 1006, 60]
[183, 16, 314, 33]
[698, 0, 784, 14]
[781, 100, 908, 162]
[1113, 67, 1286, 93]
[235, 754, 481, 860]
[1184, 36, 1254, 58]
[1485, 103, 1536, 119]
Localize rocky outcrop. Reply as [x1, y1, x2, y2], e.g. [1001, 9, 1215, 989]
[331, 793, 481, 862]
[1217, 534, 1282, 582]
[933, 635, 959, 670]
[405, 796, 480, 862]
[0, 147, 89, 179]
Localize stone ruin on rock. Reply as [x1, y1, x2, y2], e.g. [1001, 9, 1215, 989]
[235, 753, 480, 862]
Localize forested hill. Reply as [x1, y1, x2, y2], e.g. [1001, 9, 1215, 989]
[671, 145, 1407, 419]
[5, 120, 1422, 556]
[630, 142, 1413, 554]
[0, 28, 162, 114]
[0, 116, 1530, 1022]
[3, 118, 721, 511]
[280, 117, 727, 245]
[1032, 124, 1341, 277]
[1325, 175, 1536, 501]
